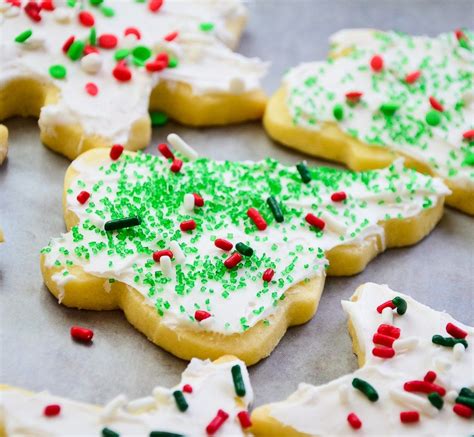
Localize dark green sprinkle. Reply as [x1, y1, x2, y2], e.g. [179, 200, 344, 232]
[267, 196, 284, 223]
[90, 0, 104, 5]
[172, 390, 188, 412]
[426, 110, 441, 126]
[460, 387, 474, 399]
[428, 392, 444, 410]
[149, 433, 185, 437]
[49, 64, 67, 79]
[67, 40, 85, 61]
[296, 162, 311, 183]
[333, 103, 344, 121]
[352, 377, 378, 402]
[392, 296, 407, 315]
[432, 335, 468, 348]
[236, 242, 253, 257]
[15, 29, 32, 43]
[150, 111, 169, 126]
[231, 364, 246, 396]
[456, 396, 474, 409]
[380, 102, 400, 116]
[102, 428, 120, 437]
[104, 216, 141, 231]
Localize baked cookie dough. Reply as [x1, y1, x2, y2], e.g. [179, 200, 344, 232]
[40, 135, 449, 365]
[251, 283, 474, 436]
[0, 0, 267, 159]
[0, 355, 254, 435]
[265, 29, 474, 214]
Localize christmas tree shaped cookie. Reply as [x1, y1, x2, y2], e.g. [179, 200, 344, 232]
[251, 283, 474, 435]
[41, 136, 449, 364]
[0, 0, 267, 159]
[264, 29, 474, 214]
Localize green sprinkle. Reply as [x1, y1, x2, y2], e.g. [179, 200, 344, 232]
[432, 335, 468, 348]
[462, 153, 474, 166]
[15, 29, 32, 43]
[149, 433, 185, 437]
[199, 22, 214, 32]
[104, 216, 141, 231]
[266, 196, 284, 222]
[90, 0, 104, 5]
[231, 364, 246, 396]
[114, 48, 130, 60]
[296, 162, 311, 183]
[172, 390, 188, 412]
[100, 5, 115, 16]
[168, 57, 178, 68]
[352, 377, 378, 402]
[67, 0, 76, 6]
[392, 296, 407, 315]
[333, 103, 344, 121]
[49, 64, 67, 79]
[67, 40, 85, 61]
[425, 110, 441, 126]
[89, 27, 97, 45]
[236, 242, 253, 257]
[428, 392, 444, 410]
[102, 428, 120, 437]
[132, 45, 152, 61]
[380, 102, 400, 116]
[455, 396, 474, 409]
[150, 111, 169, 126]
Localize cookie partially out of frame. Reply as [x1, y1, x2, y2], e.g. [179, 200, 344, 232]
[264, 29, 474, 214]
[40, 135, 448, 365]
[0, 124, 7, 242]
[251, 283, 474, 436]
[0, 0, 267, 159]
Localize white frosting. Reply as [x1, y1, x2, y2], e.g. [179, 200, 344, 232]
[284, 29, 474, 189]
[0, 0, 267, 144]
[268, 283, 474, 435]
[0, 357, 253, 436]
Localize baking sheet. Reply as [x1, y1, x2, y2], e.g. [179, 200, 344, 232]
[1, 0, 473, 409]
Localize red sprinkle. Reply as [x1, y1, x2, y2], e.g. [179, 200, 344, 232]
[156, 52, 169, 65]
[113, 63, 132, 82]
[463, 130, 474, 140]
[331, 191, 347, 202]
[44, 404, 61, 416]
[423, 371, 437, 383]
[247, 208, 268, 231]
[40, 0, 55, 11]
[170, 158, 183, 173]
[455, 29, 466, 41]
[145, 60, 167, 72]
[404, 380, 446, 396]
[237, 411, 252, 428]
[405, 70, 421, 84]
[372, 333, 395, 347]
[24, 1, 42, 22]
[70, 326, 94, 342]
[85, 82, 98, 96]
[347, 412, 362, 429]
[110, 144, 124, 160]
[83, 45, 99, 56]
[224, 252, 242, 269]
[195, 310, 211, 322]
[345, 91, 363, 103]
[376, 300, 396, 314]
[370, 54, 384, 72]
[124, 27, 141, 40]
[148, 0, 163, 12]
[62, 35, 75, 53]
[400, 411, 419, 423]
[164, 31, 178, 42]
[377, 324, 401, 339]
[453, 403, 473, 418]
[153, 250, 173, 262]
[158, 143, 174, 159]
[76, 191, 90, 205]
[429, 96, 444, 112]
[214, 238, 233, 251]
[372, 346, 395, 359]
[180, 220, 196, 232]
[182, 384, 193, 393]
[206, 409, 229, 435]
[262, 268, 275, 282]
[98, 34, 118, 49]
[78, 11, 94, 27]
[305, 213, 325, 231]
[193, 193, 204, 207]
[446, 322, 468, 339]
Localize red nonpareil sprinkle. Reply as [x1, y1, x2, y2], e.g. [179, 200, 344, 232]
[370, 54, 384, 72]
[429, 96, 444, 112]
[347, 412, 362, 429]
[376, 300, 396, 314]
[331, 191, 347, 202]
[40, 0, 54, 11]
[145, 60, 167, 72]
[98, 34, 118, 49]
[262, 268, 275, 282]
[76, 191, 90, 204]
[404, 380, 446, 396]
[70, 326, 94, 342]
[206, 409, 229, 435]
[193, 193, 204, 207]
[214, 238, 233, 251]
[453, 403, 473, 418]
[423, 370, 437, 383]
[158, 143, 174, 159]
[170, 158, 183, 173]
[377, 324, 401, 339]
[405, 70, 421, 84]
[124, 27, 141, 39]
[237, 411, 252, 428]
[224, 252, 242, 269]
[44, 404, 61, 416]
[110, 144, 124, 160]
[83, 45, 99, 55]
[182, 384, 193, 393]
[24, 1, 42, 22]
[180, 220, 196, 232]
[78, 11, 94, 27]
[153, 250, 173, 262]
[62, 35, 75, 53]
[345, 91, 363, 102]
[455, 29, 466, 41]
[156, 52, 169, 65]
[164, 31, 178, 42]
[463, 130, 474, 140]
[372, 346, 395, 358]
[247, 208, 267, 231]
[400, 411, 419, 423]
[446, 322, 468, 339]
[85, 82, 98, 96]
[113, 63, 132, 82]
[195, 310, 211, 322]
[148, 0, 163, 12]
[372, 333, 395, 347]
[305, 213, 325, 231]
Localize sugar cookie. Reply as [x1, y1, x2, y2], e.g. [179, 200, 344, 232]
[0, 355, 254, 435]
[264, 29, 474, 214]
[0, 0, 267, 159]
[40, 136, 449, 364]
[251, 283, 473, 435]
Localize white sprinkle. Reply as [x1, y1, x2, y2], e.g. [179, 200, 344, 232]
[127, 396, 156, 413]
[446, 390, 458, 403]
[24, 34, 45, 50]
[167, 133, 198, 161]
[320, 211, 347, 234]
[229, 77, 245, 94]
[4, 5, 19, 17]
[101, 394, 127, 419]
[433, 357, 452, 372]
[170, 241, 185, 264]
[122, 33, 139, 49]
[453, 342, 466, 360]
[389, 389, 438, 417]
[393, 336, 419, 353]
[81, 53, 102, 74]
[53, 6, 73, 23]
[160, 255, 173, 277]
[183, 193, 195, 212]
[152, 386, 170, 402]
[0, 3, 11, 13]
[338, 384, 349, 404]
[381, 307, 393, 324]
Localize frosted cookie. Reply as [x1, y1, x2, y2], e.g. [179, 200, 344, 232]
[0, 0, 267, 159]
[264, 29, 474, 215]
[0, 355, 254, 435]
[40, 136, 449, 365]
[251, 283, 474, 436]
